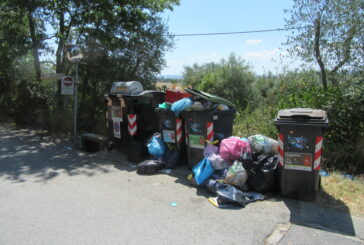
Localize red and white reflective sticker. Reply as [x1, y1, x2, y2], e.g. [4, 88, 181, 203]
[278, 134, 284, 167]
[314, 136, 323, 170]
[128, 114, 137, 136]
[176, 118, 183, 143]
[206, 122, 213, 142]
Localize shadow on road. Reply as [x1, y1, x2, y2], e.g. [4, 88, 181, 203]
[283, 189, 356, 237]
[1, 124, 358, 238]
[0, 125, 115, 183]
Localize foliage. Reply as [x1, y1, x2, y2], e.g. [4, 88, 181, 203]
[0, 0, 180, 133]
[234, 71, 364, 173]
[183, 53, 255, 109]
[284, 0, 364, 88]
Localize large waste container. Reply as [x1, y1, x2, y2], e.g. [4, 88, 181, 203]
[182, 109, 235, 168]
[155, 108, 187, 165]
[105, 81, 165, 161]
[274, 108, 328, 201]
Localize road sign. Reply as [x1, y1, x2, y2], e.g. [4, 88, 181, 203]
[113, 121, 121, 138]
[61, 76, 74, 95]
[41, 73, 65, 80]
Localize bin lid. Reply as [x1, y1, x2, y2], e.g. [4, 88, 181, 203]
[276, 108, 327, 121]
[184, 88, 237, 110]
[110, 81, 143, 95]
[126, 90, 165, 98]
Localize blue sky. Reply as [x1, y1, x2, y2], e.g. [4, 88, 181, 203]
[160, 0, 297, 76]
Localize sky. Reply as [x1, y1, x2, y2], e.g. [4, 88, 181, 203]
[159, 0, 298, 76]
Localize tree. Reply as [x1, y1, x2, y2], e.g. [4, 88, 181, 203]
[0, 0, 179, 132]
[183, 53, 255, 109]
[284, 0, 364, 89]
[0, 1, 30, 112]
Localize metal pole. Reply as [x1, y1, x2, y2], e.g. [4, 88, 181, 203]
[73, 63, 78, 139]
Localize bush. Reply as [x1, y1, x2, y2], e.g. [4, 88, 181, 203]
[234, 73, 364, 173]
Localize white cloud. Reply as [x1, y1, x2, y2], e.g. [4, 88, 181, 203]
[243, 48, 288, 60]
[245, 39, 262, 45]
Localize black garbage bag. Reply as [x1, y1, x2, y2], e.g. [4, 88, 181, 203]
[163, 150, 179, 169]
[211, 182, 264, 208]
[241, 152, 279, 193]
[136, 159, 166, 175]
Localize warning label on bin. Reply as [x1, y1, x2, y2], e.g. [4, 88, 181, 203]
[163, 130, 175, 143]
[111, 106, 123, 122]
[284, 152, 312, 171]
[113, 120, 121, 139]
[189, 134, 205, 149]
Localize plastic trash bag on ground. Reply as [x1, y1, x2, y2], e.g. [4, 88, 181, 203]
[192, 158, 215, 185]
[248, 134, 279, 155]
[240, 152, 279, 193]
[207, 153, 231, 170]
[208, 182, 264, 208]
[204, 142, 219, 158]
[171, 97, 193, 116]
[137, 159, 166, 175]
[147, 134, 166, 157]
[189, 168, 226, 187]
[219, 137, 251, 162]
[224, 160, 248, 190]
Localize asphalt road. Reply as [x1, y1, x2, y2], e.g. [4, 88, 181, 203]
[0, 125, 363, 245]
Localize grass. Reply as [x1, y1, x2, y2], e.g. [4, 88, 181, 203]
[317, 172, 364, 217]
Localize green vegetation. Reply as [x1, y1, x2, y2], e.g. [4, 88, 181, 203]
[0, 0, 180, 133]
[0, 0, 363, 173]
[183, 54, 255, 109]
[284, 0, 363, 89]
[180, 0, 364, 173]
[319, 172, 364, 216]
[182, 58, 364, 173]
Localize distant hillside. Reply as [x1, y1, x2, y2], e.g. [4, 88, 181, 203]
[157, 74, 183, 80]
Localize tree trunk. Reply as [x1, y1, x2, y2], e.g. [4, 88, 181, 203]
[314, 18, 328, 90]
[53, 12, 66, 133]
[26, 9, 41, 81]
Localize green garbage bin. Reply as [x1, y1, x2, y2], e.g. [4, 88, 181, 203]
[182, 109, 235, 169]
[155, 108, 187, 165]
[274, 108, 328, 201]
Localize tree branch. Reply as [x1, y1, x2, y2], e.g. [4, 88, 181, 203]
[331, 25, 356, 74]
[314, 18, 327, 90]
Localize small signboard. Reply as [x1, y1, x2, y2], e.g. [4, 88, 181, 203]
[189, 134, 205, 149]
[61, 76, 74, 95]
[162, 130, 175, 143]
[284, 152, 312, 171]
[113, 120, 121, 139]
[111, 106, 123, 122]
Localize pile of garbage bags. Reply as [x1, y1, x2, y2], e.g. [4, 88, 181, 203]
[136, 132, 280, 209]
[134, 88, 280, 209]
[188, 135, 279, 208]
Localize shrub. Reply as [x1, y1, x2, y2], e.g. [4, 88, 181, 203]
[234, 74, 364, 173]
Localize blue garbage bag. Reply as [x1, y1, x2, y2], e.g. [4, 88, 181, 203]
[193, 158, 215, 185]
[147, 135, 166, 157]
[171, 97, 193, 116]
